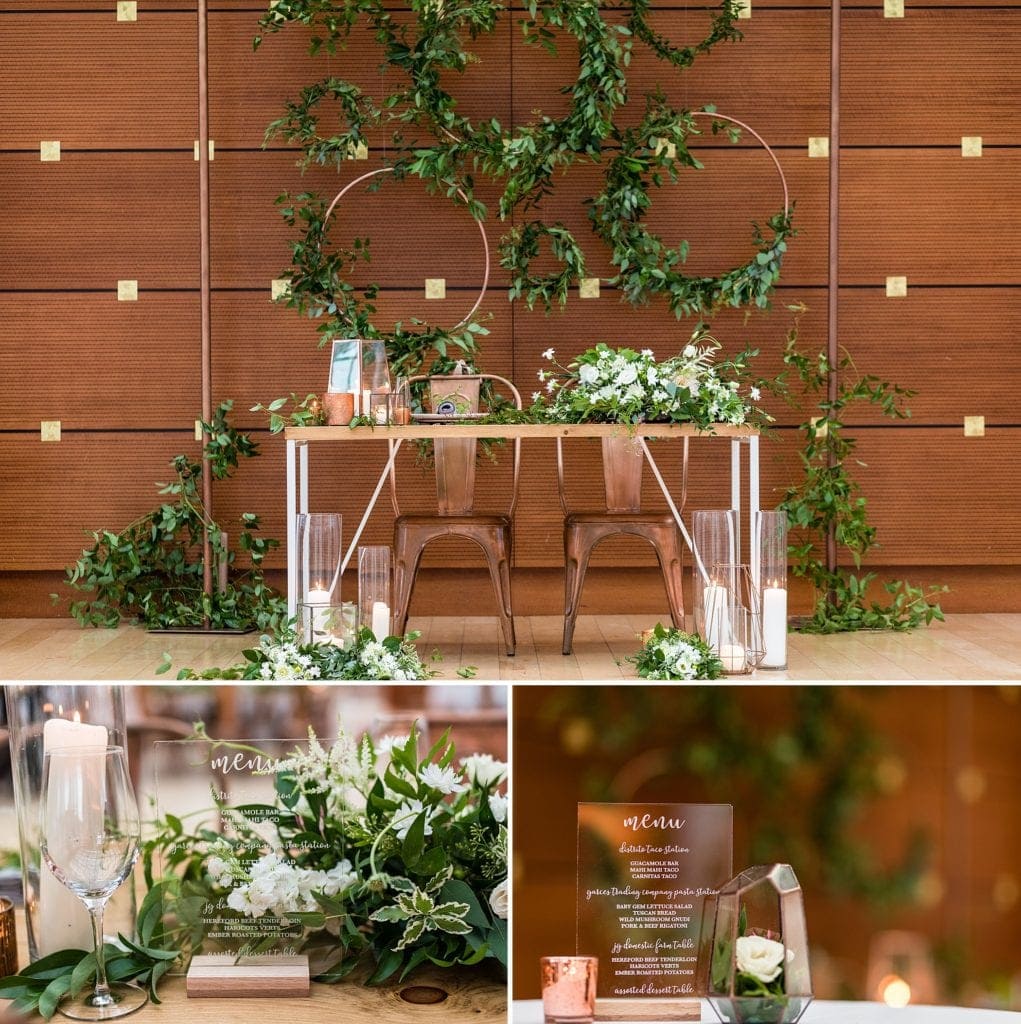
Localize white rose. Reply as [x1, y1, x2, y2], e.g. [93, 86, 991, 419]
[489, 879, 509, 919]
[578, 364, 600, 385]
[461, 754, 508, 788]
[735, 935, 786, 984]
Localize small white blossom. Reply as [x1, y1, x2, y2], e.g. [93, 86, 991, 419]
[419, 763, 468, 795]
[750, 386, 761, 401]
[542, 347, 555, 360]
[461, 753, 508, 788]
[488, 792, 508, 823]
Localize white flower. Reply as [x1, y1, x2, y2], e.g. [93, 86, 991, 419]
[683, 344, 698, 358]
[488, 879, 509, 919]
[750, 386, 761, 401]
[532, 392, 541, 402]
[419, 763, 468, 795]
[735, 935, 786, 984]
[578, 364, 600, 385]
[391, 798, 436, 841]
[488, 792, 508, 823]
[542, 347, 555, 360]
[376, 733, 410, 757]
[546, 379, 556, 393]
[640, 348, 654, 357]
[616, 363, 638, 386]
[461, 753, 508, 788]
[321, 860, 357, 897]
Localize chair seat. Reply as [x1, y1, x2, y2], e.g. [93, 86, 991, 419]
[396, 513, 511, 528]
[565, 510, 677, 527]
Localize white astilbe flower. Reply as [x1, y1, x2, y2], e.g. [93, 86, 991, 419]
[419, 763, 468, 795]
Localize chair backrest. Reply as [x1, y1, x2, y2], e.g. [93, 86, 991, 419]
[389, 373, 523, 518]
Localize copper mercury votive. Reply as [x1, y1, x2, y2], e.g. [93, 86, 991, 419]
[540, 956, 597, 1024]
[0, 897, 18, 978]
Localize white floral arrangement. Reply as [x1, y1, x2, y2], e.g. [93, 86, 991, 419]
[531, 333, 764, 429]
[146, 724, 508, 983]
[629, 624, 724, 680]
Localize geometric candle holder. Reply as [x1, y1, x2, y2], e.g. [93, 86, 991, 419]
[757, 510, 788, 670]
[707, 864, 812, 1024]
[296, 513, 343, 643]
[358, 545, 393, 638]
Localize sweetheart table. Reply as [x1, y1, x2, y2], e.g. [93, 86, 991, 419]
[283, 423, 761, 618]
[511, 998, 1021, 1023]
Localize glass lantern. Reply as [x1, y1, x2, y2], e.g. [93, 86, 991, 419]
[297, 512, 343, 644]
[757, 510, 788, 671]
[4, 686, 130, 961]
[707, 864, 812, 1024]
[327, 339, 391, 418]
[358, 545, 393, 638]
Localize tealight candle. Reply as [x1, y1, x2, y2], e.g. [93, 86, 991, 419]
[541, 956, 597, 1024]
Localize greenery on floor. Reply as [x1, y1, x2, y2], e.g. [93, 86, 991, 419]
[59, 402, 285, 631]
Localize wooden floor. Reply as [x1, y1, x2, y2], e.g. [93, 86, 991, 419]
[1, 614, 1020, 680]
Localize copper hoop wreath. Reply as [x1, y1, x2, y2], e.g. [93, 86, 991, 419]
[689, 110, 790, 214]
[323, 166, 491, 333]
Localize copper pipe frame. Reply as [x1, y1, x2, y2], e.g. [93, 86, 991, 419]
[826, 0, 841, 581]
[198, 0, 214, 619]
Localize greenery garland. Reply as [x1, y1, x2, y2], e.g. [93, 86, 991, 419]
[255, 0, 786, 375]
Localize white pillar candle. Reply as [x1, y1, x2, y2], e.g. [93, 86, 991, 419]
[370, 601, 391, 639]
[304, 586, 332, 639]
[40, 716, 108, 955]
[719, 643, 747, 674]
[761, 584, 788, 668]
[702, 583, 731, 652]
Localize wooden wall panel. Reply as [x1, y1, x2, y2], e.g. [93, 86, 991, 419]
[0, 13, 195, 151]
[208, 153, 508, 289]
[841, 150, 1019, 284]
[843, 11, 1021, 145]
[0, 153, 199, 289]
[0, 293, 200, 430]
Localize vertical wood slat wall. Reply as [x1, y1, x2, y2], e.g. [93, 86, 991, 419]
[0, 1, 1017, 615]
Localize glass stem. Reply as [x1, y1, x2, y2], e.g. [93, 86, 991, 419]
[88, 902, 113, 1006]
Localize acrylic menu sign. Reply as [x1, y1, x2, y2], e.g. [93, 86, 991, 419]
[153, 739, 313, 976]
[577, 803, 732, 1020]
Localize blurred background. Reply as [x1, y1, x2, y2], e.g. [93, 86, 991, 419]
[513, 685, 1021, 1010]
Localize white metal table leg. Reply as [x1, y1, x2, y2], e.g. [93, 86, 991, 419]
[730, 438, 742, 565]
[286, 439, 298, 619]
[299, 442, 309, 515]
[748, 434, 761, 591]
[340, 439, 404, 575]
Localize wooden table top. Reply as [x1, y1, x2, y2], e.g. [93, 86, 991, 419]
[2, 910, 506, 1023]
[285, 422, 758, 441]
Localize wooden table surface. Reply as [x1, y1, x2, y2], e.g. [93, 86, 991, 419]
[285, 422, 758, 441]
[2, 910, 506, 1023]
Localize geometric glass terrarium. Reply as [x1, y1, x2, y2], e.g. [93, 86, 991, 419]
[707, 864, 812, 1024]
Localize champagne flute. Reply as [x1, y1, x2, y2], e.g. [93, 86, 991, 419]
[41, 746, 147, 1020]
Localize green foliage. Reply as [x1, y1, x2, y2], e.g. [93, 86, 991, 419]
[775, 306, 946, 632]
[254, 0, 790, 384]
[541, 686, 930, 907]
[60, 401, 285, 631]
[628, 623, 724, 680]
[0, 883, 180, 1020]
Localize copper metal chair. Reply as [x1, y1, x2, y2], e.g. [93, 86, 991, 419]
[390, 374, 522, 656]
[557, 434, 686, 655]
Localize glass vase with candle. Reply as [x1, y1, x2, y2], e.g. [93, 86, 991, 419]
[297, 512, 343, 644]
[358, 545, 393, 638]
[711, 565, 765, 676]
[757, 510, 788, 670]
[4, 686, 129, 961]
[693, 510, 739, 653]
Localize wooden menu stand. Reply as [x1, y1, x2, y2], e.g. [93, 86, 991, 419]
[595, 996, 700, 1021]
[186, 954, 311, 998]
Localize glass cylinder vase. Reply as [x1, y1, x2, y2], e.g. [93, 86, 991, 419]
[359, 545, 393, 638]
[712, 565, 765, 675]
[692, 510, 739, 652]
[4, 686, 129, 961]
[297, 512, 343, 644]
[757, 510, 788, 671]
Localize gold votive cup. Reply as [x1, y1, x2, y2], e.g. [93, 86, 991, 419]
[540, 956, 597, 1024]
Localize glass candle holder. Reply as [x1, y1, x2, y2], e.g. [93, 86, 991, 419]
[4, 686, 129, 961]
[360, 339, 391, 417]
[0, 897, 17, 977]
[297, 513, 343, 643]
[757, 510, 788, 670]
[298, 603, 353, 648]
[711, 565, 765, 675]
[358, 545, 393, 638]
[541, 956, 597, 1024]
[390, 377, 412, 425]
[693, 510, 739, 651]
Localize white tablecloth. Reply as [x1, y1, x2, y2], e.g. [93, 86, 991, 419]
[513, 998, 1021, 1023]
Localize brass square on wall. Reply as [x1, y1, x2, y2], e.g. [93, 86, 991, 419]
[963, 416, 986, 438]
[425, 278, 447, 300]
[579, 278, 601, 300]
[117, 280, 138, 302]
[40, 141, 60, 162]
[116, 1, 137, 21]
[40, 421, 61, 442]
[961, 136, 983, 158]
[885, 276, 908, 298]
